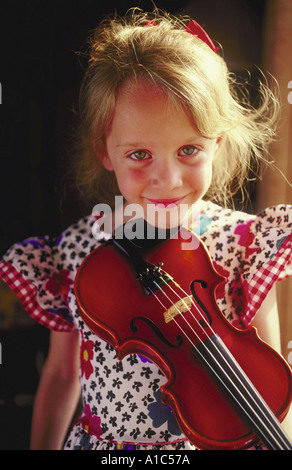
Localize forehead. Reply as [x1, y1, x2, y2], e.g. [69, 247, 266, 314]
[116, 80, 171, 113]
[108, 79, 194, 133]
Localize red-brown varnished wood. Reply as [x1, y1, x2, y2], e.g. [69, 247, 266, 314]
[75, 227, 292, 449]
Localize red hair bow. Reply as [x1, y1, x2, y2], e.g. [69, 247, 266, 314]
[184, 19, 219, 52]
[145, 19, 219, 53]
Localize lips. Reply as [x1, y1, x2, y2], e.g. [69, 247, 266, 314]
[146, 197, 187, 208]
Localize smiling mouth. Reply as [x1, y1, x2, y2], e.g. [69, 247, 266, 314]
[145, 197, 187, 208]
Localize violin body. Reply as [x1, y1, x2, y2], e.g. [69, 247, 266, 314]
[75, 227, 292, 450]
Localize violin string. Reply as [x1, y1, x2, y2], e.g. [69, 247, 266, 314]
[148, 284, 198, 349]
[149, 273, 289, 449]
[151, 279, 286, 449]
[162, 276, 292, 449]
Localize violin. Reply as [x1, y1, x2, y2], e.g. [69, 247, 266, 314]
[75, 222, 292, 450]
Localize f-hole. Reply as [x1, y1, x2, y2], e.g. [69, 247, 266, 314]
[190, 279, 212, 328]
[130, 316, 183, 348]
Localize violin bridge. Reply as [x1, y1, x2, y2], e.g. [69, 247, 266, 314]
[164, 296, 192, 323]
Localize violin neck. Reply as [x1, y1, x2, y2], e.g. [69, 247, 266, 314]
[193, 334, 292, 450]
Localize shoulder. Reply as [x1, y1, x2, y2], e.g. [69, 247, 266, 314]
[0, 214, 99, 332]
[54, 215, 99, 262]
[190, 201, 256, 256]
[193, 200, 255, 233]
[192, 201, 292, 247]
[190, 201, 292, 328]
[198, 201, 291, 271]
[9, 214, 98, 266]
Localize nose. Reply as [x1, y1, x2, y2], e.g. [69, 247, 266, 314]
[150, 160, 184, 191]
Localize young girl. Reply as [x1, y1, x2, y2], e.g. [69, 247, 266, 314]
[0, 9, 291, 450]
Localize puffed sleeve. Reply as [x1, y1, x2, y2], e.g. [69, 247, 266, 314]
[234, 205, 292, 328]
[0, 233, 77, 332]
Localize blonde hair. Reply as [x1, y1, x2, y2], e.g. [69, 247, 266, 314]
[75, 8, 279, 207]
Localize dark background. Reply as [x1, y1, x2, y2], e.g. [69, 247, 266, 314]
[0, 0, 268, 449]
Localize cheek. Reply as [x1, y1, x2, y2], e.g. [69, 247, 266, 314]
[115, 168, 146, 198]
[200, 166, 213, 192]
[188, 162, 213, 187]
[204, 163, 213, 185]
[128, 168, 148, 182]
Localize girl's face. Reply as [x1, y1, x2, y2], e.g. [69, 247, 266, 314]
[103, 81, 221, 228]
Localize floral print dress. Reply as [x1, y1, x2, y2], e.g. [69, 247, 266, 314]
[0, 201, 291, 450]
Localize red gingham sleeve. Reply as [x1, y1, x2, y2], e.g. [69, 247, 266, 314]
[0, 234, 77, 332]
[233, 205, 292, 328]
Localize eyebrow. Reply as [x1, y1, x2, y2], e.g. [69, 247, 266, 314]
[115, 135, 205, 148]
[115, 142, 149, 148]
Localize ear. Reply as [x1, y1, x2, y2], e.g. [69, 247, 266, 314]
[213, 136, 223, 159]
[102, 153, 114, 171]
[215, 136, 223, 152]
